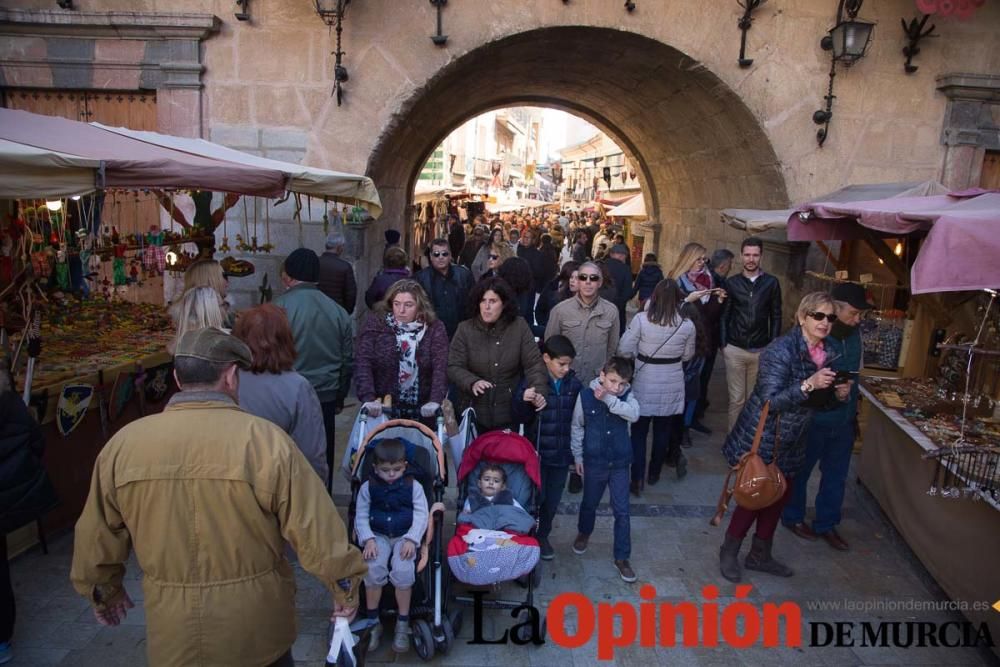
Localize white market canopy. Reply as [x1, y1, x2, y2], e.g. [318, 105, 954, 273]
[720, 181, 948, 234]
[606, 193, 647, 218]
[0, 138, 102, 199]
[95, 123, 382, 218]
[0, 109, 382, 217]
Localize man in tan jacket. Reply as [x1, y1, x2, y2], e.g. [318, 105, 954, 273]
[71, 327, 366, 667]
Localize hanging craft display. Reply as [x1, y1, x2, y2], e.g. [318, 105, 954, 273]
[56, 383, 94, 436]
[144, 362, 174, 403]
[143, 225, 166, 274]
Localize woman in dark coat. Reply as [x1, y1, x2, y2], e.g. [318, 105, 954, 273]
[447, 278, 548, 433]
[1, 364, 57, 661]
[355, 279, 450, 422]
[535, 260, 579, 333]
[718, 292, 847, 584]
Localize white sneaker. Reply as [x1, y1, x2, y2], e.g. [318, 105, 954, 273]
[368, 622, 383, 652]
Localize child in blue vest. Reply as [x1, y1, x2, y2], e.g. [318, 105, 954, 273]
[355, 438, 429, 653]
[570, 356, 640, 582]
[513, 335, 583, 562]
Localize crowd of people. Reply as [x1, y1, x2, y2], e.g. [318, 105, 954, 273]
[1, 206, 874, 665]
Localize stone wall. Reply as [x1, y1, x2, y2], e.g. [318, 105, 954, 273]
[3, 0, 1000, 314]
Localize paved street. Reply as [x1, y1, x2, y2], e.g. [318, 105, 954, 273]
[6, 374, 999, 666]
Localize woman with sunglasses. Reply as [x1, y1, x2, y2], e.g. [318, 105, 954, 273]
[476, 241, 514, 281]
[668, 242, 728, 437]
[718, 291, 849, 584]
[471, 228, 506, 281]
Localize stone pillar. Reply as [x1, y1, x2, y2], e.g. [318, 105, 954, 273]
[936, 73, 1000, 189]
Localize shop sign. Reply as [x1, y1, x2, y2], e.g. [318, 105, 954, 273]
[57, 384, 94, 436]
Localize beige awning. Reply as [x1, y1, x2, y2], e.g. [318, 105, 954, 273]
[606, 193, 646, 218]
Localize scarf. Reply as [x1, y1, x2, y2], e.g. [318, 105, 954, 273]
[679, 270, 713, 303]
[386, 314, 427, 406]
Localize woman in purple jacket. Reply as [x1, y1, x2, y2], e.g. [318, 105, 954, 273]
[355, 279, 449, 422]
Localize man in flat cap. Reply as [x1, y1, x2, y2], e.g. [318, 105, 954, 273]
[782, 282, 873, 552]
[275, 247, 354, 489]
[71, 327, 366, 667]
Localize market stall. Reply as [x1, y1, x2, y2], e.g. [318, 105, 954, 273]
[1, 108, 382, 552]
[857, 378, 1000, 650]
[766, 183, 1000, 649]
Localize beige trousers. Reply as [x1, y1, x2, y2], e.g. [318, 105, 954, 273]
[723, 344, 762, 432]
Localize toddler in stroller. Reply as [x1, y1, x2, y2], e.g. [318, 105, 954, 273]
[354, 438, 428, 653]
[448, 431, 541, 587]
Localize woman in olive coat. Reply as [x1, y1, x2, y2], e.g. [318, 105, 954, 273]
[448, 277, 548, 433]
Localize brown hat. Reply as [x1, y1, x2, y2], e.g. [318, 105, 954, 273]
[174, 327, 253, 369]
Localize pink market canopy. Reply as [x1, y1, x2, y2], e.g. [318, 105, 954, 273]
[790, 189, 1000, 295]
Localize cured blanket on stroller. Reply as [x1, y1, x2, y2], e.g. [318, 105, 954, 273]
[447, 524, 539, 586]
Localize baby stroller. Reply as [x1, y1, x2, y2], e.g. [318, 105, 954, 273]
[447, 430, 545, 641]
[347, 404, 457, 661]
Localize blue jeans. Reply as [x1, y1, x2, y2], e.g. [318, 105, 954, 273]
[537, 464, 570, 540]
[577, 464, 631, 560]
[782, 419, 854, 534]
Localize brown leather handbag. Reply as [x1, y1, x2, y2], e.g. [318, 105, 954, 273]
[710, 401, 787, 526]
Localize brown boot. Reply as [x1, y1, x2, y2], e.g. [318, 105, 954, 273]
[744, 535, 793, 577]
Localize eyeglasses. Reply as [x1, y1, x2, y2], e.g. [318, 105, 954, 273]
[431, 251, 450, 258]
[578, 274, 602, 283]
[489, 254, 499, 260]
[805, 311, 837, 323]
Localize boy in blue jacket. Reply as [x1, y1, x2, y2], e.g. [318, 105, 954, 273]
[513, 335, 583, 561]
[569, 356, 640, 582]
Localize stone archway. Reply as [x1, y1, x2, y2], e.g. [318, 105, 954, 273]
[367, 26, 787, 268]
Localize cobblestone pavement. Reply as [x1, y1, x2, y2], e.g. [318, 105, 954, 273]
[6, 372, 1000, 666]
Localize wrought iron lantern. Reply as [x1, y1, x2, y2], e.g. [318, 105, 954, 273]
[314, 0, 352, 106]
[813, 0, 875, 147]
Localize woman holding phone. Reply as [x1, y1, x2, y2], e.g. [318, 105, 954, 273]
[718, 292, 850, 584]
[668, 243, 727, 435]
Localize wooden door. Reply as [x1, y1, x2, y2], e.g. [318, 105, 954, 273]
[981, 151, 1000, 190]
[2, 88, 164, 304]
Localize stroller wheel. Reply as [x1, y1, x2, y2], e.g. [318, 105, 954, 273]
[412, 618, 435, 661]
[439, 614, 455, 655]
[447, 608, 463, 638]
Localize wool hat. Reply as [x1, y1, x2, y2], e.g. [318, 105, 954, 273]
[283, 248, 320, 282]
[174, 327, 252, 369]
[384, 229, 401, 245]
[832, 282, 875, 310]
[610, 244, 629, 256]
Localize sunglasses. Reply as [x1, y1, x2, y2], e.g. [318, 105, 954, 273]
[805, 311, 837, 323]
[431, 251, 450, 258]
[578, 274, 602, 283]
[489, 254, 499, 260]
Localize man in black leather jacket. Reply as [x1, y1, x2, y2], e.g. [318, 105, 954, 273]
[720, 237, 783, 431]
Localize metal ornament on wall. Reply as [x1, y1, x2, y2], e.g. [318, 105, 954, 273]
[813, 0, 875, 147]
[901, 14, 936, 74]
[315, 0, 352, 106]
[737, 0, 767, 68]
[235, 0, 251, 21]
[625, 1, 636, 11]
[430, 0, 448, 46]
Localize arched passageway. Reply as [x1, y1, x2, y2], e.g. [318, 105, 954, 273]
[367, 26, 788, 263]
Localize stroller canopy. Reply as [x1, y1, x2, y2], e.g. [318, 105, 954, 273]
[457, 431, 541, 488]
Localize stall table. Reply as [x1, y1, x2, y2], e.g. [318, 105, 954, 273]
[8, 300, 176, 554]
[857, 384, 1000, 653]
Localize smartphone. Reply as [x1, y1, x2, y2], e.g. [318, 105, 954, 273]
[834, 370, 858, 385]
